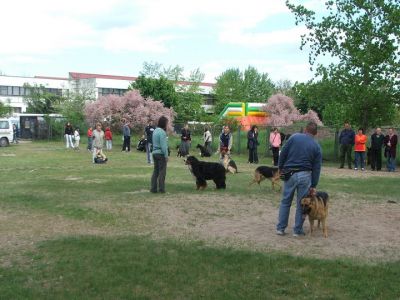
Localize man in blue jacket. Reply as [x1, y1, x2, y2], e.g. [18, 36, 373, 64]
[276, 122, 322, 237]
[339, 121, 355, 169]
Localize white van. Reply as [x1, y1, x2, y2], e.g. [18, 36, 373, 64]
[0, 118, 14, 147]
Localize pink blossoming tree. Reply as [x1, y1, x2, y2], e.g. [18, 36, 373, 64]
[84, 90, 176, 133]
[262, 94, 322, 126]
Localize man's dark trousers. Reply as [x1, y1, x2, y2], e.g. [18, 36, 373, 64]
[370, 148, 382, 170]
[340, 144, 353, 168]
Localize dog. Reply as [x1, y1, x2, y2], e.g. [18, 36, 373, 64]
[301, 191, 329, 238]
[249, 166, 281, 191]
[196, 144, 211, 157]
[176, 144, 184, 157]
[184, 156, 226, 189]
[220, 150, 237, 174]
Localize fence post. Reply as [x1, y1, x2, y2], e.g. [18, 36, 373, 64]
[237, 126, 241, 155]
[334, 129, 339, 161]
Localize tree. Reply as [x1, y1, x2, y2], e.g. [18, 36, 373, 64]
[262, 94, 322, 127]
[0, 102, 11, 117]
[213, 66, 275, 115]
[23, 84, 65, 114]
[286, 0, 400, 129]
[58, 90, 95, 126]
[84, 90, 176, 133]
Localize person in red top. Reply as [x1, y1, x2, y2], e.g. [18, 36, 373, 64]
[87, 127, 93, 151]
[105, 127, 113, 151]
[354, 128, 367, 171]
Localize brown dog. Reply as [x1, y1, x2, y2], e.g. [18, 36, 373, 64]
[301, 191, 329, 238]
[249, 166, 281, 191]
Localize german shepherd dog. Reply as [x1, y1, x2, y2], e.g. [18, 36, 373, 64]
[184, 156, 226, 189]
[301, 191, 329, 238]
[249, 166, 281, 191]
[196, 144, 211, 157]
[220, 149, 238, 174]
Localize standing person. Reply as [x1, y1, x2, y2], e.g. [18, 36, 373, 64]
[219, 125, 233, 155]
[73, 127, 80, 150]
[370, 127, 385, 171]
[354, 128, 367, 171]
[276, 122, 322, 237]
[12, 124, 19, 144]
[87, 127, 93, 151]
[180, 123, 191, 157]
[203, 126, 212, 156]
[105, 127, 113, 151]
[145, 121, 155, 164]
[64, 122, 74, 149]
[150, 116, 169, 193]
[122, 120, 131, 152]
[384, 128, 398, 172]
[92, 122, 105, 163]
[338, 121, 355, 169]
[269, 128, 282, 166]
[247, 125, 259, 164]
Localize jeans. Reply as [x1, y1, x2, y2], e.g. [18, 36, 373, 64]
[272, 147, 279, 166]
[106, 140, 112, 150]
[122, 136, 131, 151]
[248, 147, 258, 163]
[387, 156, 396, 172]
[340, 144, 353, 168]
[87, 137, 93, 150]
[354, 151, 365, 169]
[277, 171, 311, 234]
[146, 142, 153, 163]
[65, 134, 74, 148]
[151, 154, 167, 192]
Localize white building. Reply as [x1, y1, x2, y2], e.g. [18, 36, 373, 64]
[0, 72, 215, 114]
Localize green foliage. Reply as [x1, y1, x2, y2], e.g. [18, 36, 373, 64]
[129, 75, 178, 108]
[287, 0, 400, 129]
[174, 92, 205, 123]
[0, 101, 11, 117]
[23, 83, 65, 114]
[58, 91, 94, 128]
[213, 66, 275, 114]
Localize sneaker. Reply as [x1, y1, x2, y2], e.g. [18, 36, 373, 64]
[276, 230, 285, 236]
[293, 232, 306, 237]
[361, 168, 365, 171]
[354, 168, 358, 170]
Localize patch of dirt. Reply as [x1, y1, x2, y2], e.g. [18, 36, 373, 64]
[120, 192, 400, 263]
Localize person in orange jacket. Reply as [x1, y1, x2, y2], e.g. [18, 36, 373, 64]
[354, 128, 367, 171]
[87, 127, 93, 151]
[105, 127, 113, 151]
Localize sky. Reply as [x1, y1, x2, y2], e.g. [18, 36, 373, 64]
[0, 0, 326, 84]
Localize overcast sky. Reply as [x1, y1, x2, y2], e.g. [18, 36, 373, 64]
[0, 0, 326, 83]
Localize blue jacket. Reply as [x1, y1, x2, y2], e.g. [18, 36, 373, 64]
[278, 133, 322, 188]
[339, 129, 355, 145]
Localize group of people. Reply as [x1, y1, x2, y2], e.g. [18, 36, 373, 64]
[339, 121, 398, 172]
[64, 122, 81, 150]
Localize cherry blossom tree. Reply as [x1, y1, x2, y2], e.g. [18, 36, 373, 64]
[262, 94, 322, 126]
[84, 90, 176, 133]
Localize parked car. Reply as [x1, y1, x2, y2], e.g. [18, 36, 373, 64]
[0, 118, 14, 147]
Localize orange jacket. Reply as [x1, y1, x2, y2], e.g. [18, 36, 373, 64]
[354, 134, 367, 152]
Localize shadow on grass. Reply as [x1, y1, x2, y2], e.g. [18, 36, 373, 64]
[1, 236, 399, 299]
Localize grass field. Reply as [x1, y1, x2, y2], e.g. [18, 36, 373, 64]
[0, 140, 399, 299]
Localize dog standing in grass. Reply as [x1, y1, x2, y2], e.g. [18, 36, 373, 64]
[301, 191, 329, 238]
[249, 166, 281, 191]
[220, 149, 238, 174]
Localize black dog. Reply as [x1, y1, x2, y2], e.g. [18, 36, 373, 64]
[176, 144, 184, 157]
[196, 144, 211, 157]
[185, 156, 226, 189]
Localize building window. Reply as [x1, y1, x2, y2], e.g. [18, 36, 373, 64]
[0, 86, 7, 96]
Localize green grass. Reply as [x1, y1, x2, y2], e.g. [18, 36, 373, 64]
[0, 141, 399, 299]
[1, 236, 399, 300]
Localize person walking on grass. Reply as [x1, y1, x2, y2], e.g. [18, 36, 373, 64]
[354, 128, 367, 171]
[145, 120, 155, 164]
[150, 116, 169, 193]
[269, 127, 281, 166]
[276, 122, 322, 237]
[64, 122, 74, 149]
[370, 127, 385, 171]
[122, 120, 131, 152]
[92, 122, 105, 164]
[203, 126, 212, 156]
[338, 121, 355, 169]
[105, 127, 113, 151]
[87, 126, 93, 151]
[384, 128, 398, 172]
[247, 125, 259, 164]
[180, 123, 191, 157]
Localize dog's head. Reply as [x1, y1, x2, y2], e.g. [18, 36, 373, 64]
[184, 156, 198, 165]
[300, 196, 314, 217]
